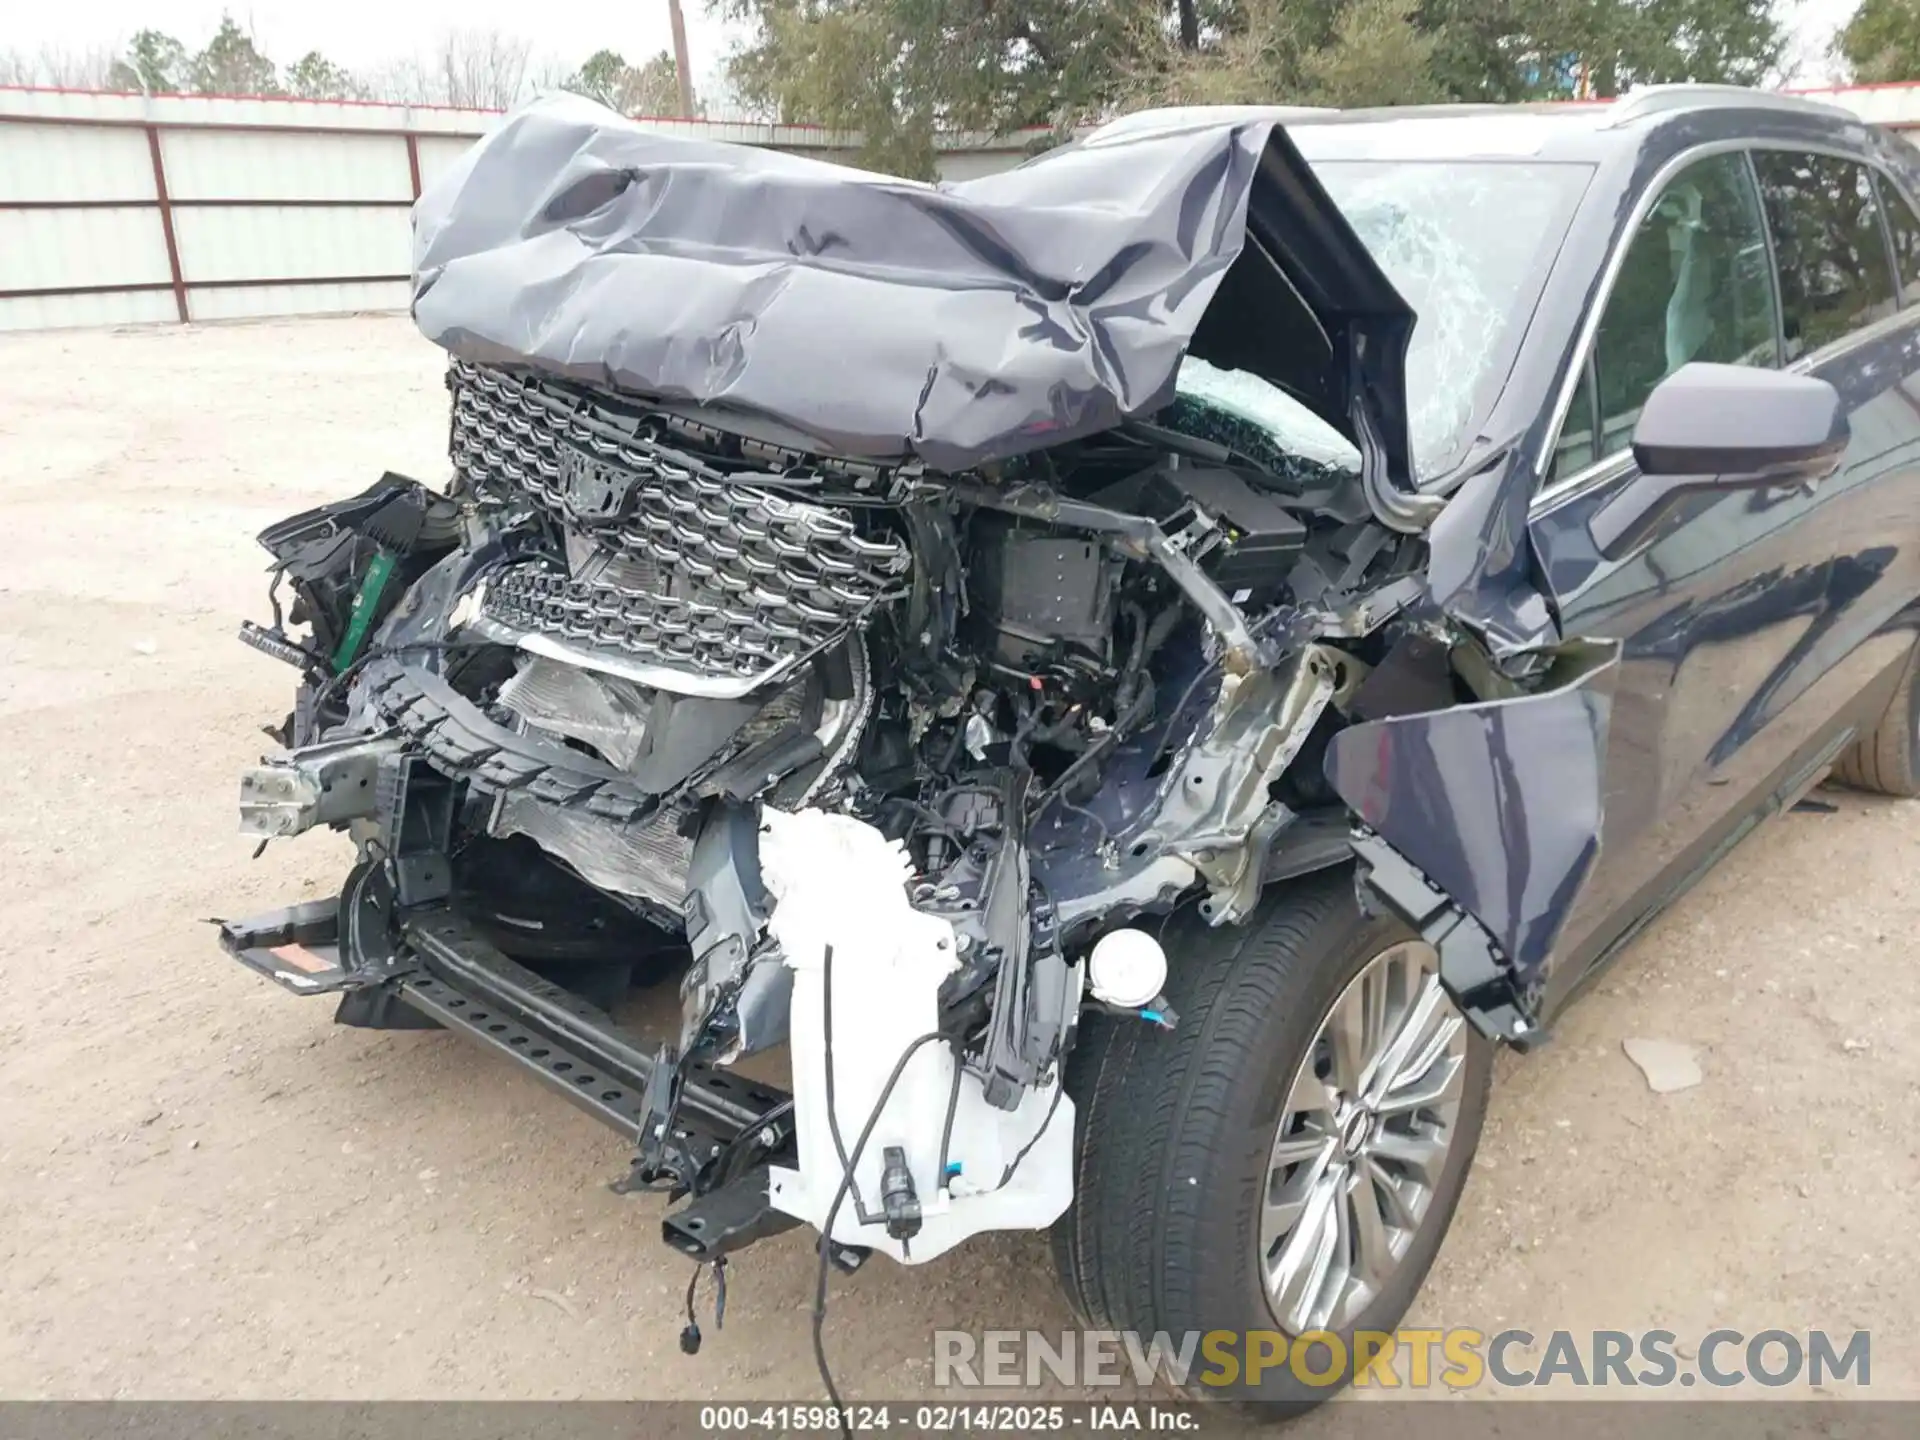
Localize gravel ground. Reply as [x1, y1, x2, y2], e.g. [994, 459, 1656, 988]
[1, 316, 1915, 1412]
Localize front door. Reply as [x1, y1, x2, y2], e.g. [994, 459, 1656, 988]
[1526, 144, 1920, 1014]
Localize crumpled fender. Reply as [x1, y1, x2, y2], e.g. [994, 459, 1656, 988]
[1324, 640, 1619, 1031]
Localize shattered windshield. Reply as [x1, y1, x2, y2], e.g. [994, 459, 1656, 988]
[1176, 160, 1591, 481]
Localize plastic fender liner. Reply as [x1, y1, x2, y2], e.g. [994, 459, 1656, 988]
[1324, 639, 1620, 1027]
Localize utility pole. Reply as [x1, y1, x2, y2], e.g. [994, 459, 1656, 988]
[668, 0, 697, 117]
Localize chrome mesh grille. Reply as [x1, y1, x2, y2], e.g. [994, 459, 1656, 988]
[448, 361, 910, 685]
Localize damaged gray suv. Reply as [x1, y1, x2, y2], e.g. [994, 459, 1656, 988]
[223, 86, 1920, 1407]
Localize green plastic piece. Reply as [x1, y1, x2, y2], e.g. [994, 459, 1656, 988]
[331, 550, 397, 672]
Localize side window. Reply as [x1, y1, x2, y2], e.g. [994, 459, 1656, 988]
[1873, 171, 1920, 305]
[1550, 360, 1601, 481]
[1552, 153, 1778, 484]
[1751, 151, 1901, 357]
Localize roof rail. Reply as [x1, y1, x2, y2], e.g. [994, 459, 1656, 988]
[1606, 84, 1854, 126]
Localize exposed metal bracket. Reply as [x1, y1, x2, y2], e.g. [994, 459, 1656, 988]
[238, 731, 403, 838]
[1165, 645, 1340, 925]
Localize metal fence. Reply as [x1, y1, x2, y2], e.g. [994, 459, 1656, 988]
[0, 87, 1034, 333]
[0, 90, 496, 330]
[5, 81, 1918, 334]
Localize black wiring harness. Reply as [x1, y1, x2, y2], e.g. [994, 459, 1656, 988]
[808, 945, 1068, 1440]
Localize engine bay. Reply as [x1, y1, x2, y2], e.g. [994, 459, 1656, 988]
[205, 101, 1659, 1410]
[232, 355, 1478, 1265]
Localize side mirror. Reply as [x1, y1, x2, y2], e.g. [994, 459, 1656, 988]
[1589, 363, 1848, 558]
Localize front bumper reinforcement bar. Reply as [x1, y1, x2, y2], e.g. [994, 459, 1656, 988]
[219, 895, 799, 1262]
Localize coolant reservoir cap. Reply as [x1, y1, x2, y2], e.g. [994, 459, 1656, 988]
[1088, 928, 1168, 1010]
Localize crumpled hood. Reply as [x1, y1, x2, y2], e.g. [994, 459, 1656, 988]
[410, 94, 1414, 480]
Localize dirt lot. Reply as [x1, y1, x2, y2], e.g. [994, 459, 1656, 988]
[1, 315, 1916, 1409]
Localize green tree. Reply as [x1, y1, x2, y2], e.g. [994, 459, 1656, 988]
[571, 48, 631, 106]
[566, 48, 686, 114]
[1836, 0, 1920, 82]
[285, 51, 363, 100]
[1598, 0, 1782, 88]
[1138, 0, 1445, 107]
[192, 14, 282, 96]
[722, 0, 1166, 177]
[1299, 0, 1444, 105]
[1157, 0, 1781, 105]
[106, 29, 190, 94]
[720, 0, 1788, 178]
[1415, 0, 1600, 101]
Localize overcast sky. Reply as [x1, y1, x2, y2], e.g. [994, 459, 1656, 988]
[5, 0, 1865, 93]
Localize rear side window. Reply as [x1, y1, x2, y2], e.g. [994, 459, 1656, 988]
[1552, 152, 1778, 482]
[1751, 151, 1901, 357]
[1874, 171, 1920, 305]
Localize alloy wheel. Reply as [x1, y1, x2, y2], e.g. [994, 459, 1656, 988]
[1257, 940, 1470, 1333]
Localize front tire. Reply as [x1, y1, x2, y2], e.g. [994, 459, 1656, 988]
[1831, 645, 1920, 798]
[1052, 872, 1492, 1413]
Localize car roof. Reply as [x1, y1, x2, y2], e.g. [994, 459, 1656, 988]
[1093, 88, 1876, 167]
[1294, 85, 1856, 133]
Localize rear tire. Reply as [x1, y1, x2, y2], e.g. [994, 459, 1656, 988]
[1831, 648, 1920, 798]
[1051, 873, 1492, 1414]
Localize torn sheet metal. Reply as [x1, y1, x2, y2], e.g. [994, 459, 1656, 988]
[498, 656, 653, 770]
[1423, 450, 1562, 664]
[1324, 641, 1620, 995]
[410, 95, 1413, 485]
[489, 790, 694, 913]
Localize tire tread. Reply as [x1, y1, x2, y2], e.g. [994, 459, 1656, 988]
[1049, 873, 1491, 1414]
[1831, 680, 1919, 796]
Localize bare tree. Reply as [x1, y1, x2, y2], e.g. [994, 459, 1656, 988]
[0, 43, 118, 88]
[0, 24, 622, 113]
[437, 28, 532, 108]
[359, 55, 437, 105]
[525, 55, 578, 98]
[47, 44, 119, 87]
